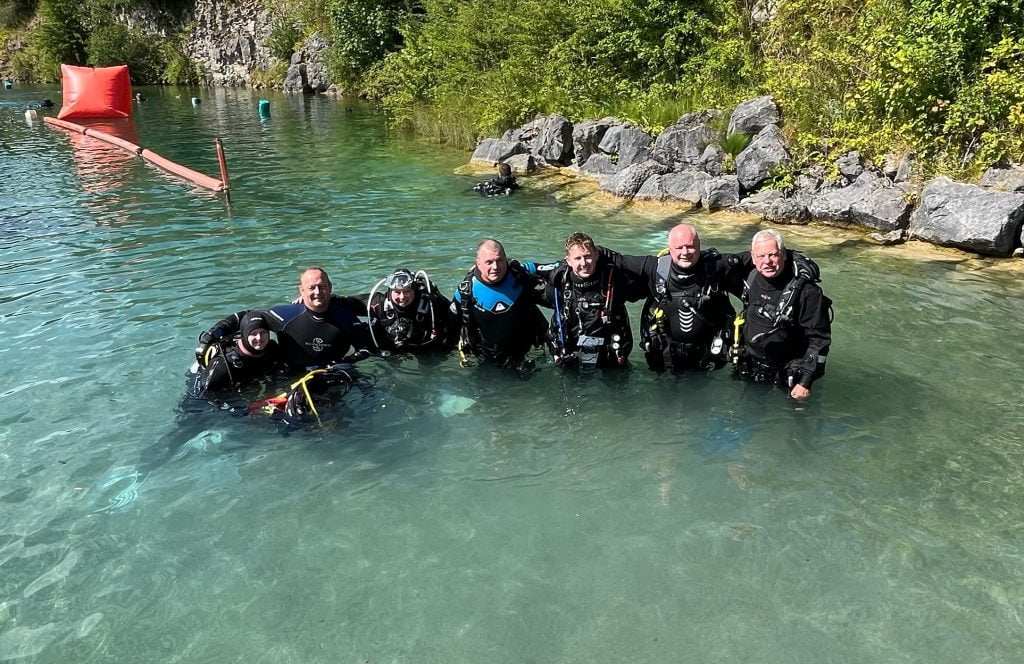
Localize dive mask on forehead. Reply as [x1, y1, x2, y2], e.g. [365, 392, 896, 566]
[386, 269, 416, 290]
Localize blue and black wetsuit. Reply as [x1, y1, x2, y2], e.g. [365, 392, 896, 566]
[452, 263, 547, 366]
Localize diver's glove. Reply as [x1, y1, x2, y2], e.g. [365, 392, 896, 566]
[341, 348, 373, 363]
[195, 330, 222, 365]
[284, 388, 308, 418]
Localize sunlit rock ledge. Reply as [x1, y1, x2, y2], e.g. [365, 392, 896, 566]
[468, 97, 1024, 259]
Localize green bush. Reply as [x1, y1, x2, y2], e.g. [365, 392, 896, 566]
[0, 0, 37, 28]
[33, 0, 88, 79]
[87, 20, 166, 83]
[161, 41, 198, 85]
[267, 14, 301, 60]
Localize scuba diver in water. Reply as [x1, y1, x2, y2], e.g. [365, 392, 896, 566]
[193, 267, 372, 421]
[354, 268, 457, 353]
[188, 311, 280, 400]
[607, 224, 749, 374]
[196, 267, 372, 370]
[474, 162, 521, 196]
[452, 238, 548, 369]
[731, 229, 832, 401]
[540, 232, 645, 369]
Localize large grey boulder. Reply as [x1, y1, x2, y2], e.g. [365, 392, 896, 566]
[979, 164, 1024, 192]
[470, 138, 526, 166]
[303, 34, 331, 92]
[652, 110, 722, 169]
[282, 63, 306, 92]
[572, 117, 616, 167]
[504, 153, 536, 174]
[533, 114, 574, 165]
[579, 153, 618, 177]
[600, 159, 669, 200]
[598, 124, 653, 171]
[635, 170, 709, 204]
[501, 117, 543, 147]
[809, 171, 912, 231]
[728, 96, 781, 136]
[734, 124, 790, 192]
[765, 198, 811, 225]
[909, 177, 1024, 256]
[702, 176, 740, 211]
[835, 151, 864, 181]
[735, 189, 785, 215]
[699, 144, 725, 176]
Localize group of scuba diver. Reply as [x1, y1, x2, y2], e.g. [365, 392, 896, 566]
[187, 224, 833, 425]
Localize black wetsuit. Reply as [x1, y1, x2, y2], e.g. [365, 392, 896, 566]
[353, 287, 457, 352]
[187, 341, 280, 399]
[474, 175, 521, 196]
[264, 301, 371, 369]
[452, 263, 547, 366]
[541, 258, 645, 368]
[734, 251, 832, 388]
[614, 249, 748, 372]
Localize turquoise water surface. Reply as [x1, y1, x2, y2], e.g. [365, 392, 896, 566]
[1, 85, 1023, 663]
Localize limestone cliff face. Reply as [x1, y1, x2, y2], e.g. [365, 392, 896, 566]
[184, 0, 275, 87]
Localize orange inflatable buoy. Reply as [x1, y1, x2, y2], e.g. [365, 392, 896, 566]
[57, 65, 133, 120]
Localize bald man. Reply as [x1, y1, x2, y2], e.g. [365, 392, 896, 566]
[451, 239, 547, 368]
[608, 224, 748, 374]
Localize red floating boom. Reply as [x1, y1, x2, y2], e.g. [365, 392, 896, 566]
[44, 116, 228, 193]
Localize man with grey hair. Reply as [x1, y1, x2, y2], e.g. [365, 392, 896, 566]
[733, 229, 832, 400]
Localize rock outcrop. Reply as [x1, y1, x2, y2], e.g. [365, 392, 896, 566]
[909, 178, 1024, 256]
[469, 98, 1024, 258]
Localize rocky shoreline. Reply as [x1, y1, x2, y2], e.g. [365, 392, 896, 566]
[470, 97, 1024, 259]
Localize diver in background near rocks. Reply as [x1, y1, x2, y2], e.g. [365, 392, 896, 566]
[474, 162, 521, 196]
[731, 229, 832, 400]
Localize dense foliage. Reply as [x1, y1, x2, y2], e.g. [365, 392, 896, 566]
[2, 0, 196, 84]
[364, 0, 1024, 176]
[4, 0, 1022, 175]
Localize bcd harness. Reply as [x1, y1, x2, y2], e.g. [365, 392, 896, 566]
[732, 250, 831, 385]
[737, 250, 819, 347]
[456, 262, 538, 363]
[642, 250, 730, 371]
[371, 286, 436, 348]
[549, 264, 622, 366]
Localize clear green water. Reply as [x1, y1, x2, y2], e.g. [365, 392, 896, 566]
[2, 85, 1023, 663]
